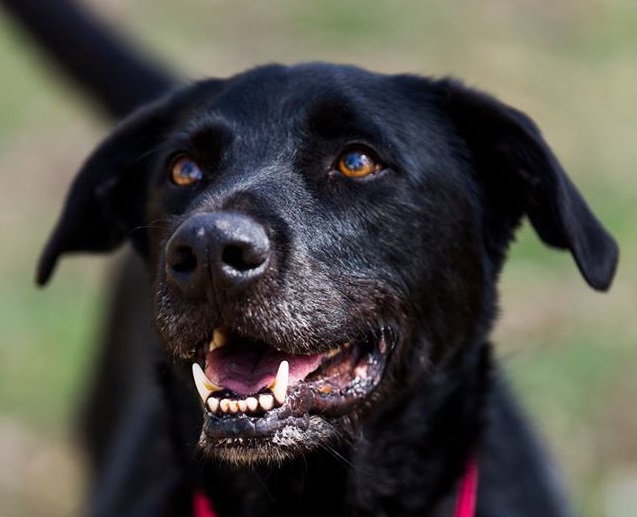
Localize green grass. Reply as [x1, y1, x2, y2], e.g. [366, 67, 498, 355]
[0, 271, 102, 428]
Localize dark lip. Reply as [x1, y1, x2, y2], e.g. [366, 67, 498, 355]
[198, 327, 394, 440]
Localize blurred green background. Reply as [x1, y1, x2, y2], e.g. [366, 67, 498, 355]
[0, 0, 635, 515]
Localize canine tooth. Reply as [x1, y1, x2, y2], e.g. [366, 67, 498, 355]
[228, 400, 239, 413]
[259, 393, 274, 411]
[207, 397, 219, 413]
[238, 400, 248, 413]
[271, 360, 289, 405]
[246, 397, 258, 412]
[210, 327, 228, 351]
[219, 399, 231, 413]
[192, 363, 221, 402]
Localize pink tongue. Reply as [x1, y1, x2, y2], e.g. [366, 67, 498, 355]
[205, 345, 323, 397]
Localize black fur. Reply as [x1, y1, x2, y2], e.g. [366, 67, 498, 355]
[3, 1, 618, 516]
[1, 0, 174, 117]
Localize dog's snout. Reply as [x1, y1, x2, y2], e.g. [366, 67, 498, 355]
[165, 213, 270, 297]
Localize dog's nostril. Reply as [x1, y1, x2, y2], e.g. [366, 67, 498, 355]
[222, 243, 267, 272]
[169, 246, 198, 274]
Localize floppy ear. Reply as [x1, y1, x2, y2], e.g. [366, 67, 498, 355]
[36, 79, 224, 285]
[438, 78, 618, 291]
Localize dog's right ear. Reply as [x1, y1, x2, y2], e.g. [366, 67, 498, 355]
[36, 80, 224, 286]
[433, 78, 619, 291]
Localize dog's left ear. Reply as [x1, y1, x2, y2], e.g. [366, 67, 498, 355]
[37, 79, 226, 286]
[437, 78, 618, 291]
[36, 101, 168, 286]
[37, 81, 217, 285]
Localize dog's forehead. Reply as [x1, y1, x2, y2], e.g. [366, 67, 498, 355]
[183, 63, 435, 137]
[219, 63, 388, 109]
[167, 63, 455, 177]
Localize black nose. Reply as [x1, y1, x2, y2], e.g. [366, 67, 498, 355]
[165, 213, 271, 298]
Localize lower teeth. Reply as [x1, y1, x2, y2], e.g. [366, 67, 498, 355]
[207, 392, 279, 415]
[193, 360, 290, 416]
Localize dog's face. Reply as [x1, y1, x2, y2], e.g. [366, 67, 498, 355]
[37, 63, 617, 463]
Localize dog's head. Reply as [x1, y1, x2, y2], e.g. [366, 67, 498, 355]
[37, 63, 617, 463]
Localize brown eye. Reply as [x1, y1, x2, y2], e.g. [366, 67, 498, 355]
[337, 149, 381, 178]
[169, 155, 202, 186]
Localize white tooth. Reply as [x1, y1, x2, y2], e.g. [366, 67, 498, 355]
[271, 360, 289, 406]
[229, 400, 239, 414]
[219, 399, 231, 413]
[246, 397, 259, 412]
[207, 397, 219, 413]
[354, 364, 368, 378]
[209, 327, 228, 351]
[238, 400, 248, 413]
[192, 363, 221, 402]
[259, 393, 274, 411]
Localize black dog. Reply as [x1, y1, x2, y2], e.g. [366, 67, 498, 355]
[5, 1, 618, 516]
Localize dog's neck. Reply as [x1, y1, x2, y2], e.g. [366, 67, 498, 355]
[197, 342, 491, 517]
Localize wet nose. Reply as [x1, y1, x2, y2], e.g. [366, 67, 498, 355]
[165, 213, 271, 298]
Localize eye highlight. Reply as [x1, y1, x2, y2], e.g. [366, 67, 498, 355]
[169, 155, 203, 187]
[336, 148, 381, 178]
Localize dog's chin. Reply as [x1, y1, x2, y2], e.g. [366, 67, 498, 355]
[186, 326, 395, 464]
[198, 415, 336, 465]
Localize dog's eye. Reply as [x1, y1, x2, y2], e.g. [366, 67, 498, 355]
[337, 149, 381, 178]
[169, 155, 203, 187]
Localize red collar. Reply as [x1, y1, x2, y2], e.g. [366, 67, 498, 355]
[193, 490, 216, 517]
[453, 456, 479, 517]
[194, 457, 479, 517]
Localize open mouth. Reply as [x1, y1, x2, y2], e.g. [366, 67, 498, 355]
[191, 326, 393, 442]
